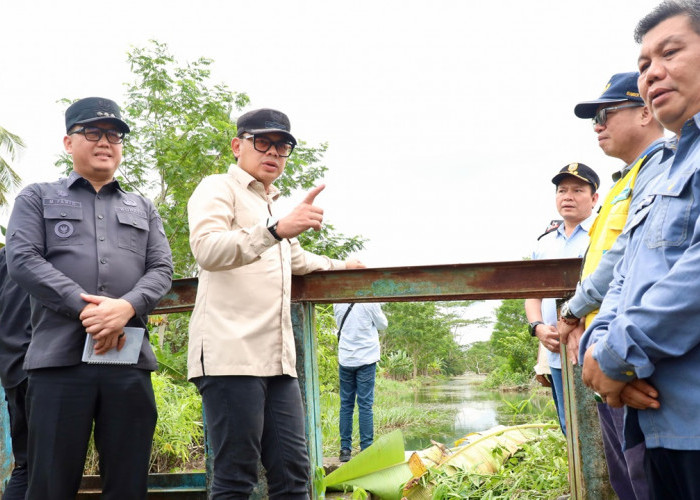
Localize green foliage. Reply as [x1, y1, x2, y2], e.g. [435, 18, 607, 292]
[150, 372, 204, 472]
[0, 125, 24, 208]
[381, 302, 473, 378]
[320, 377, 454, 457]
[428, 430, 568, 499]
[487, 299, 537, 387]
[381, 349, 413, 380]
[463, 341, 500, 375]
[315, 304, 340, 394]
[56, 40, 364, 278]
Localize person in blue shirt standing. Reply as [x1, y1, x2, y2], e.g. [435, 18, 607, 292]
[557, 71, 667, 500]
[582, 2, 700, 498]
[334, 302, 388, 462]
[525, 162, 599, 435]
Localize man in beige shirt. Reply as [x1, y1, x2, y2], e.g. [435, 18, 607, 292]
[187, 108, 363, 499]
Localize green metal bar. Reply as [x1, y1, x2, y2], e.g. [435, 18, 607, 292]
[561, 350, 614, 499]
[292, 302, 324, 499]
[2, 259, 609, 498]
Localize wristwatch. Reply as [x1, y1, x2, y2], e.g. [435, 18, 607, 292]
[528, 321, 544, 337]
[559, 301, 579, 324]
[266, 217, 282, 241]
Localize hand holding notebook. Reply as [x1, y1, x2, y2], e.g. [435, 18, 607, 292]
[82, 326, 145, 365]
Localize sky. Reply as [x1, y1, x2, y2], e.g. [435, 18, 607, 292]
[0, 0, 666, 337]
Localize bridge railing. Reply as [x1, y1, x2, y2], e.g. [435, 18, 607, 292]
[1, 259, 612, 499]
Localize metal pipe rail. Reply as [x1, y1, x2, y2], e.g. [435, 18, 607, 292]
[1, 259, 611, 498]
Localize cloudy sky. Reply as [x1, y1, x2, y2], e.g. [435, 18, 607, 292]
[0, 0, 666, 334]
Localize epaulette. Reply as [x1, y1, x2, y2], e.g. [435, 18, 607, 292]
[537, 219, 563, 240]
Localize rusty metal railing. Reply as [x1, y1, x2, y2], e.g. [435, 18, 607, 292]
[1, 259, 611, 498]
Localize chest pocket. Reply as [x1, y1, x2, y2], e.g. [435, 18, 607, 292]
[116, 209, 150, 256]
[645, 172, 695, 249]
[43, 204, 84, 247]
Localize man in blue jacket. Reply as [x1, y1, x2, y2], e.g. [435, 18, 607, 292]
[582, 2, 700, 497]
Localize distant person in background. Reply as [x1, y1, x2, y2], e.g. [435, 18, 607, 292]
[525, 163, 599, 434]
[0, 246, 31, 500]
[334, 302, 388, 462]
[558, 71, 667, 500]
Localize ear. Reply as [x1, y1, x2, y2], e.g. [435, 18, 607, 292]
[592, 192, 599, 205]
[640, 105, 655, 126]
[63, 134, 73, 154]
[231, 137, 240, 160]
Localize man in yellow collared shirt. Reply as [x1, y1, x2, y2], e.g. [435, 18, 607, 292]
[187, 108, 363, 499]
[558, 72, 666, 500]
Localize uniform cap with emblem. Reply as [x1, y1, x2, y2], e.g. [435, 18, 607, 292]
[236, 108, 296, 145]
[573, 72, 644, 119]
[551, 162, 600, 192]
[65, 97, 130, 134]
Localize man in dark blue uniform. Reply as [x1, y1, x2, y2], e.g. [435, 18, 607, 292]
[5, 97, 173, 499]
[0, 246, 31, 500]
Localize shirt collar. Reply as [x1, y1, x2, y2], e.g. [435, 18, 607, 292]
[66, 170, 123, 192]
[228, 164, 280, 201]
[560, 212, 596, 237]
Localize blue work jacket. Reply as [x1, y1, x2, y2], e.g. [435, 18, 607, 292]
[581, 114, 700, 450]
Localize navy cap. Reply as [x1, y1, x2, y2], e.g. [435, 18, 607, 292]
[65, 97, 130, 133]
[552, 163, 600, 192]
[236, 108, 296, 145]
[574, 72, 644, 119]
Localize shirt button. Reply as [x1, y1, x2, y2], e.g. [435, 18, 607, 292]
[98, 214, 104, 220]
[98, 236, 105, 241]
[100, 258, 107, 264]
[99, 285, 105, 291]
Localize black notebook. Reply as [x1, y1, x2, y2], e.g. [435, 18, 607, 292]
[81, 327, 145, 365]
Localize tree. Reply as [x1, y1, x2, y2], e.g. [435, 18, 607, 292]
[381, 301, 476, 378]
[490, 299, 537, 377]
[0, 125, 24, 208]
[57, 40, 364, 277]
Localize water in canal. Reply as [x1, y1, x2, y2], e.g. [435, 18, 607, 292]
[402, 373, 558, 450]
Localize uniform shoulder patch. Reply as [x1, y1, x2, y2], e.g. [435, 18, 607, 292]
[537, 219, 563, 240]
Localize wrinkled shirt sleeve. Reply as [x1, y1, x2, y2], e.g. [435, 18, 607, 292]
[6, 187, 87, 318]
[368, 303, 388, 330]
[188, 175, 278, 271]
[569, 230, 629, 318]
[594, 213, 700, 381]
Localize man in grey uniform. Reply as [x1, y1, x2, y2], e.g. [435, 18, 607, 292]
[6, 97, 173, 499]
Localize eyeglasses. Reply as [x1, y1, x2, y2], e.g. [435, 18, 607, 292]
[69, 126, 125, 144]
[242, 134, 295, 157]
[593, 103, 644, 126]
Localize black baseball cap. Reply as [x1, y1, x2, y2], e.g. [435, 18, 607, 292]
[65, 97, 130, 134]
[236, 108, 296, 145]
[552, 163, 600, 192]
[574, 72, 644, 119]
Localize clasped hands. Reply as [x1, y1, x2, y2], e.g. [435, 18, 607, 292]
[555, 320, 659, 410]
[79, 294, 135, 355]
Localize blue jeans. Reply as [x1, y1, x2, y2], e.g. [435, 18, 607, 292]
[339, 363, 376, 451]
[550, 367, 566, 436]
